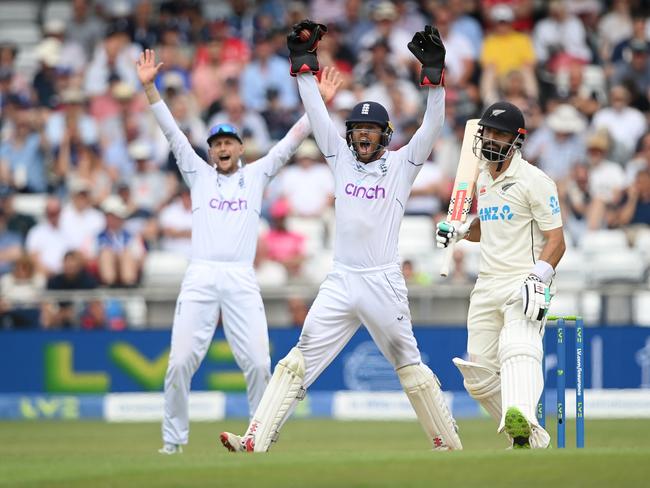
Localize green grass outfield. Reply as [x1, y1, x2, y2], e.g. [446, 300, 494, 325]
[1, 418, 648, 488]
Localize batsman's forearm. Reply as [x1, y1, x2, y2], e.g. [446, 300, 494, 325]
[144, 82, 161, 105]
[464, 217, 481, 242]
[537, 228, 566, 269]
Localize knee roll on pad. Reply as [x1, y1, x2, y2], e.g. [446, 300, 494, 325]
[498, 320, 543, 365]
[452, 357, 502, 423]
[248, 347, 306, 452]
[397, 363, 463, 451]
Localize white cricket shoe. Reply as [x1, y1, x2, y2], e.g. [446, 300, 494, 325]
[220, 432, 253, 453]
[158, 443, 183, 455]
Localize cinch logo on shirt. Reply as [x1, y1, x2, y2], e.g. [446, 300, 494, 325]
[344, 183, 386, 200]
[479, 205, 514, 222]
[549, 196, 561, 215]
[209, 198, 248, 211]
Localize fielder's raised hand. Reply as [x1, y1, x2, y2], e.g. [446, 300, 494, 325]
[408, 25, 446, 86]
[287, 19, 328, 76]
[436, 221, 470, 248]
[317, 66, 343, 104]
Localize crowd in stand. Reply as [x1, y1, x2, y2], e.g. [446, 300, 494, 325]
[1, 0, 650, 329]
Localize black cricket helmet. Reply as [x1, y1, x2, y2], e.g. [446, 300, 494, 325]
[345, 101, 393, 160]
[473, 101, 527, 166]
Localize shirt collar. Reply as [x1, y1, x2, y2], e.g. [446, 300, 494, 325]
[491, 150, 522, 184]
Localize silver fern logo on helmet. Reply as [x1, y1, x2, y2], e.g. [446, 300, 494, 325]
[491, 109, 506, 116]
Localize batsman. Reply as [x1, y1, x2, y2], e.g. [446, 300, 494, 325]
[221, 20, 462, 452]
[437, 102, 566, 448]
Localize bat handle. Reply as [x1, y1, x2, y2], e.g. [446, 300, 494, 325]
[440, 241, 455, 277]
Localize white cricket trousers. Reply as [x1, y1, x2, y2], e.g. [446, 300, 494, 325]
[466, 274, 544, 370]
[298, 263, 422, 388]
[162, 260, 271, 445]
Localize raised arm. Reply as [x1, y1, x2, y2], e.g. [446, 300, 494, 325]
[288, 21, 346, 163]
[398, 26, 446, 174]
[137, 49, 205, 187]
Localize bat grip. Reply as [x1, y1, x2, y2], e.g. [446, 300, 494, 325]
[440, 241, 455, 277]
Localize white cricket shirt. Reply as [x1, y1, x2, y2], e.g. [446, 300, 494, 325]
[151, 100, 310, 264]
[475, 152, 563, 279]
[297, 74, 444, 269]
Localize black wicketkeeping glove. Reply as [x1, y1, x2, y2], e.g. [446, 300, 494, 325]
[407, 25, 446, 86]
[287, 19, 328, 76]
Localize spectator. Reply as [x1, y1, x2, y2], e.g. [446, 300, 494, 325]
[159, 185, 192, 258]
[362, 65, 419, 124]
[448, 0, 483, 59]
[131, 0, 158, 51]
[46, 88, 98, 153]
[585, 130, 626, 206]
[279, 139, 334, 217]
[615, 169, 650, 228]
[259, 198, 306, 279]
[480, 4, 538, 106]
[42, 18, 87, 75]
[287, 295, 308, 327]
[432, 5, 475, 89]
[598, 0, 633, 61]
[533, 0, 591, 69]
[339, 0, 374, 53]
[626, 132, 650, 184]
[128, 140, 171, 214]
[359, 1, 413, 70]
[191, 31, 231, 113]
[611, 14, 648, 63]
[611, 39, 650, 111]
[558, 163, 594, 242]
[524, 103, 587, 181]
[32, 38, 63, 108]
[96, 195, 145, 287]
[592, 85, 647, 163]
[48, 250, 98, 290]
[0, 186, 35, 242]
[67, 0, 106, 59]
[401, 258, 430, 286]
[240, 30, 297, 112]
[0, 100, 48, 193]
[25, 196, 70, 277]
[60, 179, 105, 258]
[84, 20, 140, 97]
[0, 206, 21, 276]
[63, 144, 112, 207]
[261, 88, 300, 141]
[0, 253, 45, 329]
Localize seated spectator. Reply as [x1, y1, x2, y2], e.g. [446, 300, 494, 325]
[97, 195, 145, 287]
[585, 131, 626, 206]
[614, 169, 650, 228]
[287, 296, 308, 327]
[626, 132, 650, 184]
[60, 178, 105, 258]
[611, 39, 650, 112]
[0, 186, 35, 243]
[0, 99, 48, 193]
[279, 139, 334, 218]
[159, 185, 192, 258]
[208, 93, 272, 153]
[524, 104, 587, 181]
[26, 196, 70, 277]
[480, 4, 537, 106]
[0, 206, 21, 276]
[559, 163, 594, 243]
[0, 253, 45, 329]
[41, 250, 99, 330]
[401, 259, 431, 286]
[258, 199, 306, 279]
[128, 140, 171, 214]
[64, 144, 112, 207]
[533, 0, 591, 70]
[46, 88, 98, 152]
[592, 85, 647, 163]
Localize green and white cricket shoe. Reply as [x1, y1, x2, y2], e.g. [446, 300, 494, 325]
[158, 443, 183, 455]
[504, 406, 531, 449]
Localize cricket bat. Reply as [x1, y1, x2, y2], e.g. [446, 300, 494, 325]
[440, 119, 481, 277]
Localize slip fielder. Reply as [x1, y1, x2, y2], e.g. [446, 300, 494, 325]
[437, 102, 566, 448]
[136, 49, 342, 454]
[222, 21, 463, 453]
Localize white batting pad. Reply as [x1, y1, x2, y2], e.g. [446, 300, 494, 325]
[246, 347, 306, 452]
[497, 320, 544, 432]
[397, 363, 463, 450]
[452, 357, 502, 423]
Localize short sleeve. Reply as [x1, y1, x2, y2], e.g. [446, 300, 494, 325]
[529, 171, 563, 231]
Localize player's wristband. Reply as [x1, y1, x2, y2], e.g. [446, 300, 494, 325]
[530, 260, 554, 284]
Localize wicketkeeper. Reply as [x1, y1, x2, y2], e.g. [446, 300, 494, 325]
[437, 102, 566, 448]
[221, 20, 462, 453]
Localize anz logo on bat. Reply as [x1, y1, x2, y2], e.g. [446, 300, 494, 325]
[479, 205, 514, 222]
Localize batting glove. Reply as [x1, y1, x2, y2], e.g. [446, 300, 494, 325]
[436, 221, 470, 248]
[521, 275, 551, 322]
